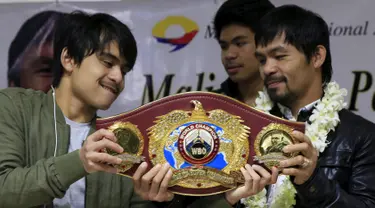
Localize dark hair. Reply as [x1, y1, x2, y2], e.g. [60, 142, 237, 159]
[213, 0, 275, 40]
[255, 5, 332, 84]
[52, 10, 138, 87]
[8, 10, 64, 86]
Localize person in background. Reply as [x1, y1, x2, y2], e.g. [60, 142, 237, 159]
[213, 0, 274, 107]
[7, 10, 65, 92]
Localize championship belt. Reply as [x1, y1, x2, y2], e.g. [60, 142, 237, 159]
[96, 92, 305, 196]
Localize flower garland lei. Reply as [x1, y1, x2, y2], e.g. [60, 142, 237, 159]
[241, 81, 347, 208]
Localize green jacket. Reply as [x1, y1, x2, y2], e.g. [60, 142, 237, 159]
[0, 88, 233, 208]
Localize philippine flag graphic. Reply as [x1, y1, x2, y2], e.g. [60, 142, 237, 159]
[152, 16, 199, 52]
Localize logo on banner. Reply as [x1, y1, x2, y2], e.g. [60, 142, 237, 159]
[152, 16, 199, 52]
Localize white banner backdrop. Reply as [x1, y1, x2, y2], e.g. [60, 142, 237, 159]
[0, 0, 374, 122]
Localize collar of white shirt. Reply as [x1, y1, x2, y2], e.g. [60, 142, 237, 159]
[277, 99, 320, 121]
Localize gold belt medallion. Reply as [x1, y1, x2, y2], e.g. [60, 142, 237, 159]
[147, 100, 250, 191]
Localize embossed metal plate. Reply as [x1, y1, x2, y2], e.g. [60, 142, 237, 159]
[105, 122, 145, 172]
[147, 100, 250, 193]
[254, 123, 298, 169]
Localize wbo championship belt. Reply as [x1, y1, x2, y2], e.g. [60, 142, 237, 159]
[96, 92, 305, 196]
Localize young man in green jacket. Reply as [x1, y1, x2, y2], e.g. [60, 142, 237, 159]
[0, 11, 150, 208]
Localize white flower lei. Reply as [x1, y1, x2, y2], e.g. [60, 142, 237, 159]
[241, 81, 347, 208]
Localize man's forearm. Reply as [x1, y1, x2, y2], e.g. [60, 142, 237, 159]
[294, 168, 375, 207]
[0, 150, 87, 208]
